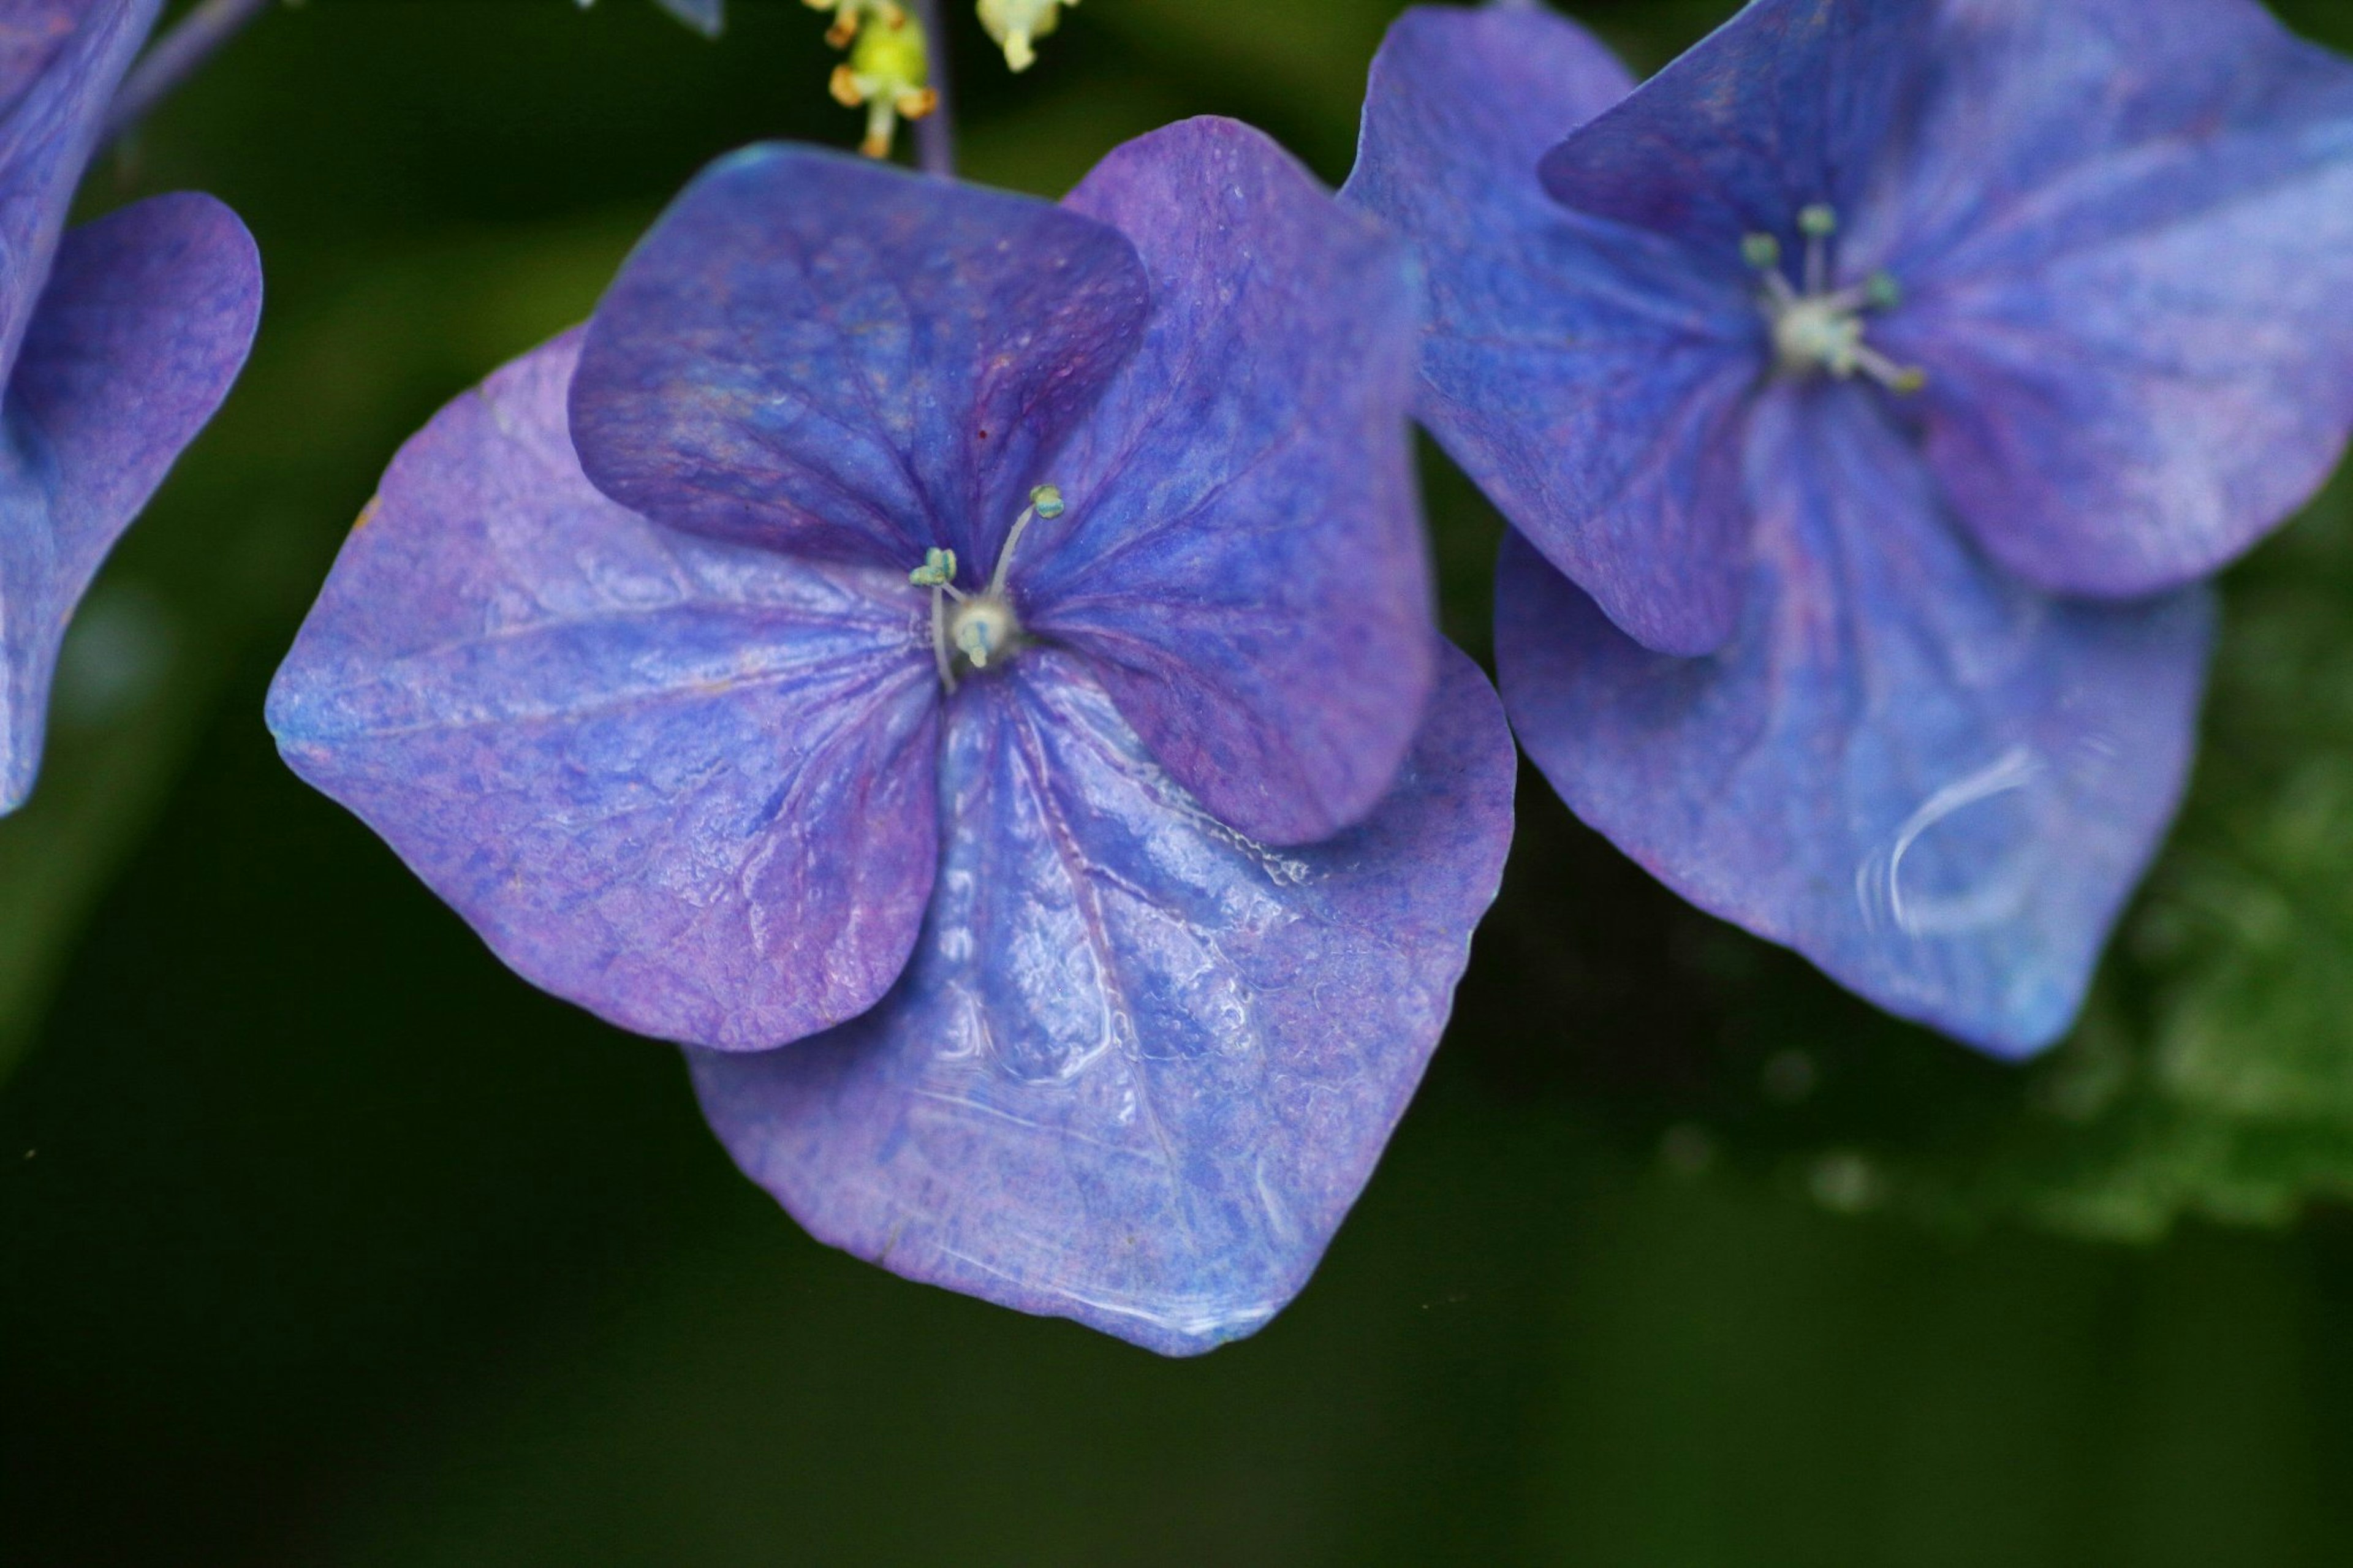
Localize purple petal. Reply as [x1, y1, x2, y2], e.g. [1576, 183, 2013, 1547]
[690, 643, 1516, 1356]
[1341, 4, 1757, 657]
[1, 191, 260, 811]
[652, 0, 721, 37]
[1018, 117, 1430, 846]
[0, 0, 160, 377]
[570, 145, 1150, 575]
[1865, 0, 2353, 597]
[1497, 383, 2213, 1058]
[1536, 0, 1931, 269]
[268, 334, 944, 1052]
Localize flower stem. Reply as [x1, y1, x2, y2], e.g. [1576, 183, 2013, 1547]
[906, 0, 957, 176]
[103, 0, 274, 145]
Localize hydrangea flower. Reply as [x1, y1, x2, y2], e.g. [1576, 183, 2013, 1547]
[268, 119, 1516, 1352]
[0, 0, 262, 813]
[1346, 0, 2353, 1056]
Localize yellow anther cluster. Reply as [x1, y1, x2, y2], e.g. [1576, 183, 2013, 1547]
[808, 0, 939, 158]
[977, 0, 1074, 72]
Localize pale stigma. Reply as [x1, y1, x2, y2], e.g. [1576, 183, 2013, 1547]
[914, 484, 1067, 692]
[1742, 205, 1925, 394]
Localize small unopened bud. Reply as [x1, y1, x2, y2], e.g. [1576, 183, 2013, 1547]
[828, 5, 937, 159]
[806, 0, 903, 49]
[977, 0, 1074, 72]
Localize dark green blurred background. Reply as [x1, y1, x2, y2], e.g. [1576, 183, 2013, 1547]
[10, 1, 2353, 1561]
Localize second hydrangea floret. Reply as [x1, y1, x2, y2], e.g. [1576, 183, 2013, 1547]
[0, 0, 262, 814]
[1347, 0, 2353, 1056]
[269, 119, 1516, 1352]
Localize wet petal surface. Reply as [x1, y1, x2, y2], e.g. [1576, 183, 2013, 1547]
[269, 335, 943, 1052]
[1498, 384, 2213, 1058]
[691, 645, 1515, 1355]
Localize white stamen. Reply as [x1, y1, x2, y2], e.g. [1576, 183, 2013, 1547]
[1743, 208, 1925, 395]
[950, 597, 1016, 668]
[1773, 297, 1866, 378]
[913, 483, 1069, 690]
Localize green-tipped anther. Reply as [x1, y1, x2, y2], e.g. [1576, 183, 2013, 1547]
[1029, 484, 1066, 520]
[1741, 232, 1782, 271]
[1890, 366, 1928, 394]
[1865, 271, 1901, 311]
[909, 547, 957, 587]
[1798, 203, 1839, 238]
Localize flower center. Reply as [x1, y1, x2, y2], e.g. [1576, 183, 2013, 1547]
[1744, 204, 1923, 393]
[907, 483, 1066, 692]
[945, 594, 1017, 670]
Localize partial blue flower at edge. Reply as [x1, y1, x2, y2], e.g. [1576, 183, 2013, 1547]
[653, 0, 722, 37]
[267, 121, 1518, 1354]
[1344, 0, 2353, 1057]
[0, 0, 265, 812]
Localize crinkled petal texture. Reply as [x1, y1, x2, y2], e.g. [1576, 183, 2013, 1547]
[1498, 385, 2213, 1058]
[0, 0, 160, 373]
[267, 335, 944, 1052]
[570, 144, 1151, 574]
[1862, 0, 2353, 597]
[691, 644, 1515, 1355]
[1344, 4, 1758, 657]
[1029, 117, 1433, 845]
[1, 192, 261, 809]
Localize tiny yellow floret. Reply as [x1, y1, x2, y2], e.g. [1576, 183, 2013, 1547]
[826, 5, 937, 159]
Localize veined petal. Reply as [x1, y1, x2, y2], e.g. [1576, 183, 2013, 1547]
[1343, 4, 1758, 657]
[1866, 0, 2353, 597]
[1497, 384, 2214, 1058]
[0, 192, 260, 811]
[1026, 117, 1431, 846]
[690, 644, 1515, 1356]
[570, 145, 1150, 574]
[0, 0, 159, 378]
[1536, 0, 1931, 271]
[268, 334, 942, 1053]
